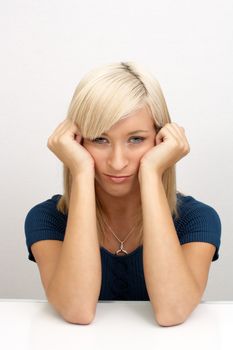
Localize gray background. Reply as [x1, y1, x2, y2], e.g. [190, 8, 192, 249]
[0, 0, 232, 300]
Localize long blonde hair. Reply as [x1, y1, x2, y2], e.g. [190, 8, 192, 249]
[56, 61, 183, 247]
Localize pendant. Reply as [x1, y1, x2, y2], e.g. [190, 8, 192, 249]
[115, 242, 128, 255]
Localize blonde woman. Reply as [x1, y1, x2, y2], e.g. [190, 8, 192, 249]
[24, 61, 221, 326]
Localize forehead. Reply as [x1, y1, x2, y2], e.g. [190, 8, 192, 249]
[109, 107, 154, 132]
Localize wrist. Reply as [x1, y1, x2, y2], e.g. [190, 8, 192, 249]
[138, 162, 163, 182]
[71, 168, 95, 182]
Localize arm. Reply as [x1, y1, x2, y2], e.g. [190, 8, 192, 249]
[47, 171, 101, 324]
[139, 167, 201, 326]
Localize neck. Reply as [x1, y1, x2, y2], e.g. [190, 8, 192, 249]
[95, 186, 141, 223]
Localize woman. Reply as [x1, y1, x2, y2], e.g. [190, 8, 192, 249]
[24, 61, 221, 326]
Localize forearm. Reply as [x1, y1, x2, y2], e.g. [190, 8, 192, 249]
[139, 167, 201, 324]
[47, 172, 101, 322]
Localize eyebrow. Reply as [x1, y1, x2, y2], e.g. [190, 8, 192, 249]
[102, 130, 149, 136]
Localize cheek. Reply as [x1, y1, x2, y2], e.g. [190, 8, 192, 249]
[140, 143, 154, 157]
[82, 144, 96, 160]
[82, 142, 94, 154]
[84, 148, 102, 167]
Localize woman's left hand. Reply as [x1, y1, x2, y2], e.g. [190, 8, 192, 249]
[139, 122, 190, 178]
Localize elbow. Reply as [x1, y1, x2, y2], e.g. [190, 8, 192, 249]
[47, 294, 95, 325]
[155, 308, 188, 327]
[62, 300, 97, 325]
[156, 313, 186, 327]
[63, 308, 95, 325]
[155, 296, 201, 327]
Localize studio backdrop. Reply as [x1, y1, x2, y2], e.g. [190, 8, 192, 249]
[0, 0, 232, 300]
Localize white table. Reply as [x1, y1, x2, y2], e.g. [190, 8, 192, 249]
[0, 300, 232, 350]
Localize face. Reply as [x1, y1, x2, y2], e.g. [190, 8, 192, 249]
[82, 106, 157, 196]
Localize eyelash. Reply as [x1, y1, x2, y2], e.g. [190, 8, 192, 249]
[91, 137, 146, 144]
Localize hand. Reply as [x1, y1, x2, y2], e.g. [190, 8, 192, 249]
[139, 122, 190, 178]
[47, 118, 95, 177]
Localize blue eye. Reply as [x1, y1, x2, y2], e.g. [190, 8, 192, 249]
[92, 137, 145, 144]
[130, 137, 145, 143]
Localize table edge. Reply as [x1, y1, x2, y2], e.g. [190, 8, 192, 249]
[0, 299, 233, 304]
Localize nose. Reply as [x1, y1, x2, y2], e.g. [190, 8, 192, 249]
[107, 145, 129, 170]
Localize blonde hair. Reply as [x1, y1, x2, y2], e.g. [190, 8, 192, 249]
[56, 61, 183, 247]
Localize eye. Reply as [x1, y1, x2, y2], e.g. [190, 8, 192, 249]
[130, 137, 145, 144]
[91, 137, 145, 144]
[91, 137, 107, 144]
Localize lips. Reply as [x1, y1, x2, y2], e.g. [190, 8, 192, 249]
[106, 174, 131, 178]
[105, 174, 132, 183]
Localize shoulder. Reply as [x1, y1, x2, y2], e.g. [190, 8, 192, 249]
[24, 194, 66, 227]
[174, 192, 222, 261]
[24, 194, 67, 261]
[175, 192, 221, 225]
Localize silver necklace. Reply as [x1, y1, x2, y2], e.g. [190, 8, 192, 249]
[102, 216, 138, 255]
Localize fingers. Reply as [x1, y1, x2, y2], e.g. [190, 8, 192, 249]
[171, 122, 185, 137]
[155, 123, 179, 145]
[170, 122, 190, 153]
[50, 118, 70, 136]
[160, 122, 186, 139]
[155, 122, 190, 153]
[163, 123, 180, 142]
[48, 118, 81, 141]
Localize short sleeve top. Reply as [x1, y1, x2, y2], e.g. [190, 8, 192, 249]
[24, 192, 221, 300]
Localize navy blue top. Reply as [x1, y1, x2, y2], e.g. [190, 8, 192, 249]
[24, 193, 221, 301]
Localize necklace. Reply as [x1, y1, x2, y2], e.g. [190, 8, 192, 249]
[102, 216, 138, 255]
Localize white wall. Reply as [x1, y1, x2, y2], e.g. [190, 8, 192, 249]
[0, 0, 232, 300]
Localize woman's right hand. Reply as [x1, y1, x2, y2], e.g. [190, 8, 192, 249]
[47, 118, 95, 177]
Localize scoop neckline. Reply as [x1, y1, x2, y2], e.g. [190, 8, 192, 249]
[100, 245, 143, 258]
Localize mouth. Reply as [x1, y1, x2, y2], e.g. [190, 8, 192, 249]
[104, 174, 133, 183]
[105, 174, 132, 178]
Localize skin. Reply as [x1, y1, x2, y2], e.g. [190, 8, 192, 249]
[82, 105, 189, 241]
[82, 107, 205, 326]
[47, 107, 198, 325]
[82, 107, 157, 225]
